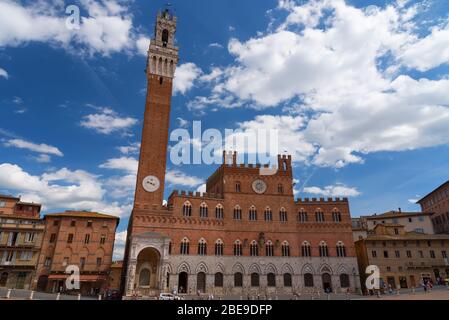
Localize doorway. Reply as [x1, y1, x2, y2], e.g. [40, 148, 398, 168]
[322, 273, 332, 293]
[197, 272, 206, 293]
[178, 272, 188, 293]
[0, 272, 8, 287]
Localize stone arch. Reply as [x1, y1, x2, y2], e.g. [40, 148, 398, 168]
[215, 263, 225, 273]
[319, 263, 333, 274]
[232, 263, 245, 274]
[264, 263, 277, 275]
[177, 262, 191, 274]
[248, 263, 261, 274]
[337, 264, 349, 275]
[301, 263, 315, 275]
[195, 261, 208, 274]
[281, 263, 294, 274]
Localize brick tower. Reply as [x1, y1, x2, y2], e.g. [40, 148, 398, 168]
[121, 9, 178, 295]
[134, 9, 179, 210]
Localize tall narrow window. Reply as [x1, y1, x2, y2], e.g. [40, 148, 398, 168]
[279, 208, 288, 222]
[233, 205, 242, 220]
[302, 241, 312, 257]
[180, 238, 190, 255]
[315, 210, 325, 222]
[319, 241, 329, 257]
[182, 202, 192, 217]
[281, 241, 290, 257]
[265, 241, 274, 256]
[234, 240, 243, 256]
[336, 241, 346, 257]
[162, 29, 169, 47]
[215, 239, 224, 256]
[249, 206, 257, 221]
[199, 203, 208, 218]
[235, 182, 241, 193]
[250, 241, 259, 256]
[332, 210, 342, 222]
[298, 210, 308, 222]
[84, 234, 90, 244]
[278, 184, 284, 194]
[264, 207, 273, 221]
[215, 204, 224, 219]
[198, 238, 207, 255]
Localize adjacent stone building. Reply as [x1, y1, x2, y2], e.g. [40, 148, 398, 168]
[34, 211, 119, 296]
[0, 194, 44, 289]
[122, 10, 360, 298]
[355, 224, 449, 292]
[352, 210, 435, 241]
[418, 180, 449, 234]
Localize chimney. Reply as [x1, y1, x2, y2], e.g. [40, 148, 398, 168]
[398, 207, 402, 213]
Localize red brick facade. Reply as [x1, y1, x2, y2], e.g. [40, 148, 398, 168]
[122, 10, 360, 297]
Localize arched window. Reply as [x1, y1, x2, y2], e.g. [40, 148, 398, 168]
[265, 241, 274, 257]
[340, 274, 350, 288]
[234, 272, 243, 287]
[180, 238, 189, 255]
[182, 202, 192, 217]
[162, 29, 169, 47]
[234, 240, 243, 256]
[336, 241, 346, 257]
[278, 184, 284, 194]
[139, 268, 151, 286]
[298, 209, 308, 222]
[200, 203, 208, 218]
[249, 206, 257, 221]
[279, 208, 288, 222]
[319, 241, 329, 257]
[315, 209, 325, 222]
[281, 241, 290, 257]
[235, 182, 241, 193]
[301, 241, 311, 257]
[250, 240, 259, 256]
[267, 273, 276, 287]
[215, 239, 224, 256]
[233, 205, 242, 220]
[198, 238, 207, 256]
[214, 273, 223, 287]
[304, 273, 314, 287]
[264, 207, 272, 221]
[284, 273, 292, 287]
[215, 204, 224, 219]
[332, 209, 342, 222]
[251, 273, 259, 287]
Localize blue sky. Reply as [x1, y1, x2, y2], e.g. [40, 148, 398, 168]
[1, 0, 449, 258]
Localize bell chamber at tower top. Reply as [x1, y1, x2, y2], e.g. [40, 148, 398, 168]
[147, 9, 179, 79]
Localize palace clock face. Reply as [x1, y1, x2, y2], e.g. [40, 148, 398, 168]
[252, 179, 267, 194]
[142, 175, 160, 193]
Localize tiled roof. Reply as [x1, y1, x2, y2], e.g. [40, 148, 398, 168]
[0, 194, 20, 200]
[44, 211, 119, 220]
[365, 211, 430, 219]
[365, 233, 449, 241]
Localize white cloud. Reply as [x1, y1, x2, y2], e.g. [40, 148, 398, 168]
[136, 36, 151, 56]
[0, 68, 8, 79]
[209, 42, 223, 49]
[114, 230, 127, 259]
[118, 142, 140, 155]
[303, 184, 361, 198]
[190, 0, 449, 168]
[81, 107, 138, 134]
[166, 170, 203, 188]
[0, 0, 150, 57]
[176, 117, 189, 128]
[99, 157, 138, 174]
[0, 163, 131, 218]
[5, 138, 63, 157]
[400, 22, 449, 71]
[34, 154, 51, 163]
[173, 63, 202, 95]
[196, 184, 206, 193]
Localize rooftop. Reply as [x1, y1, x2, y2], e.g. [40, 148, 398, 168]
[364, 210, 431, 219]
[44, 210, 119, 221]
[417, 179, 449, 203]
